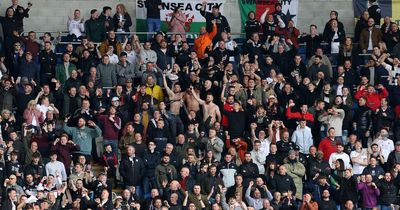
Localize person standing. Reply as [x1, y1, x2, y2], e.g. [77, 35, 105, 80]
[200, 1, 230, 41]
[368, 0, 381, 26]
[145, 0, 163, 39]
[7, 0, 32, 33]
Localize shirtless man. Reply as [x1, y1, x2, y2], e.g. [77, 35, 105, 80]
[184, 89, 200, 112]
[162, 73, 185, 137]
[191, 87, 221, 128]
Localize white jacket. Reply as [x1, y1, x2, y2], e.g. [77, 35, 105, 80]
[291, 125, 313, 154]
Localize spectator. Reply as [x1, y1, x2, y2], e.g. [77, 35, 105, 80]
[38, 41, 57, 85]
[194, 20, 217, 60]
[119, 146, 144, 196]
[360, 18, 382, 54]
[355, 10, 370, 43]
[244, 11, 261, 40]
[7, 0, 32, 33]
[368, 0, 381, 27]
[155, 154, 177, 189]
[317, 189, 336, 210]
[319, 127, 340, 161]
[145, 0, 163, 39]
[299, 193, 318, 210]
[45, 152, 67, 182]
[357, 174, 380, 209]
[113, 4, 132, 42]
[200, 1, 230, 42]
[63, 116, 101, 161]
[97, 55, 117, 87]
[67, 9, 85, 41]
[85, 9, 106, 42]
[169, 7, 187, 42]
[350, 141, 368, 175]
[55, 53, 77, 84]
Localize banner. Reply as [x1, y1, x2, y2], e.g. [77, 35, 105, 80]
[239, 0, 299, 32]
[136, 0, 226, 35]
[353, 0, 400, 25]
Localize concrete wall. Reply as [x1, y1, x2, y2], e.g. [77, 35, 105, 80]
[0, 0, 355, 36]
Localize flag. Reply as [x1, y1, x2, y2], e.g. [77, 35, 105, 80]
[239, 0, 299, 32]
[136, 0, 226, 37]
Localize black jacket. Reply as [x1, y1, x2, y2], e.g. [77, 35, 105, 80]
[271, 173, 296, 195]
[377, 179, 398, 205]
[244, 19, 261, 39]
[200, 10, 230, 40]
[299, 35, 323, 58]
[119, 155, 145, 186]
[354, 105, 373, 132]
[143, 150, 161, 177]
[113, 13, 132, 32]
[39, 50, 57, 76]
[238, 161, 259, 181]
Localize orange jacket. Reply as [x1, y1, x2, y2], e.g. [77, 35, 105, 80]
[194, 23, 217, 59]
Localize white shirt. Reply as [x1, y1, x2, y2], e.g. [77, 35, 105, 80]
[329, 152, 351, 169]
[375, 138, 394, 162]
[350, 150, 368, 175]
[251, 150, 266, 174]
[36, 104, 54, 119]
[368, 28, 373, 51]
[259, 138, 271, 156]
[109, 54, 119, 64]
[67, 19, 85, 37]
[125, 50, 137, 66]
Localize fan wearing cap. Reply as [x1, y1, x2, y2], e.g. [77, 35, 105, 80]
[283, 149, 306, 200]
[200, 1, 230, 42]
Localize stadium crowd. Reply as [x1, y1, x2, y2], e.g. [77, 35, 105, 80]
[1, 0, 400, 209]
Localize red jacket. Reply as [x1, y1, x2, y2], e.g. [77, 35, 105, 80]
[354, 88, 388, 111]
[286, 107, 314, 122]
[318, 137, 338, 161]
[222, 103, 234, 127]
[226, 137, 248, 162]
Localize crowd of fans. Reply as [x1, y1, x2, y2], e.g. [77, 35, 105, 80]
[0, 0, 400, 209]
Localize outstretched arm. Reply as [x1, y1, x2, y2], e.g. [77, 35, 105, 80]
[191, 88, 205, 105]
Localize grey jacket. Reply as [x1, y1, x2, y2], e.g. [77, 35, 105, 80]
[97, 62, 117, 87]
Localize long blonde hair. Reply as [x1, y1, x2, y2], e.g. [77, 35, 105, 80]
[116, 4, 127, 15]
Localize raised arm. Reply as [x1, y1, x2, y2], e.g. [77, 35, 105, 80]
[191, 88, 205, 105]
[260, 8, 270, 24]
[162, 73, 174, 98]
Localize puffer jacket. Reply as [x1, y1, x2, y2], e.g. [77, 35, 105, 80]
[354, 105, 373, 132]
[377, 179, 398, 205]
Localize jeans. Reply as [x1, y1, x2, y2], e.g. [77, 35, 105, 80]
[143, 176, 157, 199]
[168, 113, 184, 139]
[342, 130, 348, 145]
[379, 205, 393, 210]
[147, 18, 161, 39]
